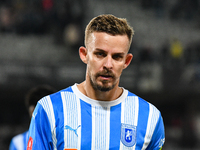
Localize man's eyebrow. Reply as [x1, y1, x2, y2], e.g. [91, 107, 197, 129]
[95, 49, 125, 55]
[95, 49, 106, 52]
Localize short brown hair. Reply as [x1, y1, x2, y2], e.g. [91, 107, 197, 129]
[85, 14, 134, 47]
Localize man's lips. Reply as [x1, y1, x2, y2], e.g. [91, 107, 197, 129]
[99, 74, 113, 80]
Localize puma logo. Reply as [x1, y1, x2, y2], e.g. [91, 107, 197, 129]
[64, 125, 81, 136]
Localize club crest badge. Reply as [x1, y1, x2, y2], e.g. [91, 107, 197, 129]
[121, 123, 136, 147]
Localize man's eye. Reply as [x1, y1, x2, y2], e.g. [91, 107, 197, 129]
[96, 52, 105, 57]
[113, 55, 123, 60]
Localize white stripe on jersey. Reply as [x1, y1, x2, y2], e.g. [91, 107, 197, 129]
[142, 104, 160, 150]
[91, 106, 96, 150]
[13, 134, 23, 150]
[132, 96, 139, 150]
[92, 106, 110, 149]
[120, 99, 125, 150]
[76, 93, 81, 150]
[61, 91, 80, 149]
[133, 97, 139, 127]
[39, 96, 57, 150]
[106, 106, 111, 150]
[120, 95, 139, 150]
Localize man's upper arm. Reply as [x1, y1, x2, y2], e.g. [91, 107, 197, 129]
[147, 113, 165, 150]
[27, 103, 53, 150]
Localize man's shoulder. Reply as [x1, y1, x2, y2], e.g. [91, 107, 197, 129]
[51, 85, 76, 100]
[126, 90, 147, 104]
[38, 85, 77, 108]
[126, 90, 160, 113]
[11, 130, 28, 142]
[53, 85, 74, 95]
[41, 85, 74, 101]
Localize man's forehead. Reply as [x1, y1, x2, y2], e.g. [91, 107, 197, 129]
[87, 32, 130, 50]
[87, 32, 129, 43]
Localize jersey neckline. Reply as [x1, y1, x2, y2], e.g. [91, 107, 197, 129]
[71, 83, 128, 107]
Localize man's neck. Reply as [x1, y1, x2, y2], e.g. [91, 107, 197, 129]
[77, 81, 123, 101]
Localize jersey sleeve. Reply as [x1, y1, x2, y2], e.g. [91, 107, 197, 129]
[27, 102, 54, 150]
[146, 113, 165, 150]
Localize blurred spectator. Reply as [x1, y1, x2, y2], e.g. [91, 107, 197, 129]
[42, 0, 53, 12]
[170, 38, 183, 58]
[9, 84, 57, 150]
[0, 0, 86, 39]
[15, 10, 45, 35]
[0, 5, 14, 32]
[51, 0, 85, 45]
[14, 0, 46, 35]
[63, 23, 81, 50]
[42, 0, 56, 33]
[169, 37, 184, 66]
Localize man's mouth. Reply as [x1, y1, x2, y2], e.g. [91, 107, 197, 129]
[99, 74, 113, 80]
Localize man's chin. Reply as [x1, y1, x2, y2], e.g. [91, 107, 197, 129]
[97, 87, 112, 92]
[90, 77, 116, 92]
[95, 83, 115, 92]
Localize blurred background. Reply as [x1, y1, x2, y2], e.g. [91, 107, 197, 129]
[0, 0, 200, 149]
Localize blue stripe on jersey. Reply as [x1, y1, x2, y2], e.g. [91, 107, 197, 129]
[29, 102, 54, 149]
[109, 103, 121, 149]
[135, 97, 149, 149]
[23, 134, 26, 150]
[50, 92, 64, 149]
[146, 114, 165, 150]
[80, 100, 92, 150]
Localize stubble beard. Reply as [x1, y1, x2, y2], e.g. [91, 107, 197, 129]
[89, 70, 116, 92]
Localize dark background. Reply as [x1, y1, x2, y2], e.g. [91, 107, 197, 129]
[0, 0, 200, 149]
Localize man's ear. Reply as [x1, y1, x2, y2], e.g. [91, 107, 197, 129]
[79, 46, 88, 64]
[123, 53, 133, 69]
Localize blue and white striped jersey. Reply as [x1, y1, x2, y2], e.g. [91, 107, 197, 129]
[9, 131, 28, 150]
[28, 84, 165, 150]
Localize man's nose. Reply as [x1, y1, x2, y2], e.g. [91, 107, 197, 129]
[104, 56, 113, 69]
